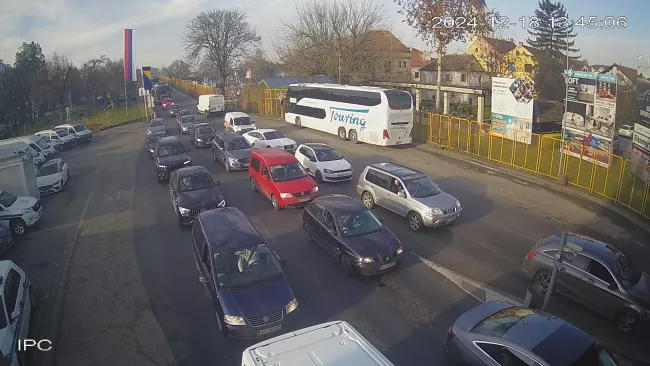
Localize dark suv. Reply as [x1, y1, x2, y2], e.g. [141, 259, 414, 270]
[154, 136, 191, 181]
[192, 207, 298, 338]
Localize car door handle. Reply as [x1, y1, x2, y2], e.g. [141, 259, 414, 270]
[586, 278, 595, 284]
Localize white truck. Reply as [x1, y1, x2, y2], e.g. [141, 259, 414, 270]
[241, 321, 394, 366]
[197, 94, 225, 117]
[0, 151, 40, 201]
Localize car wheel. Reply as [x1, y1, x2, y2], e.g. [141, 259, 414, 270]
[216, 312, 228, 337]
[533, 270, 551, 291]
[340, 254, 353, 275]
[271, 195, 280, 210]
[9, 219, 26, 236]
[303, 223, 313, 242]
[338, 127, 348, 141]
[223, 159, 230, 173]
[295, 116, 302, 127]
[617, 309, 638, 333]
[250, 178, 257, 192]
[349, 129, 359, 144]
[315, 170, 323, 183]
[361, 191, 375, 209]
[407, 211, 424, 232]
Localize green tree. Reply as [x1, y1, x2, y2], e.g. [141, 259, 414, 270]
[526, 0, 580, 61]
[0, 66, 31, 137]
[14, 41, 49, 120]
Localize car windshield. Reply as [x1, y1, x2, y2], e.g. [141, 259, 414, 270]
[214, 244, 282, 289]
[197, 126, 214, 134]
[158, 143, 184, 157]
[314, 147, 343, 162]
[404, 176, 441, 198]
[566, 343, 618, 366]
[35, 139, 49, 149]
[612, 253, 643, 287]
[38, 163, 59, 177]
[163, 99, 172, 103]
[384, 90, 412, 110]
[73, 124, 87, 131]
[233, 116, 252, 126]
[179, 110, 190, 116]
[178, 172, 214, 192]
[225, 138, 251, 151]
[270, 161, 307, 182]
[263, 131, 283, 140]
[149, 119, 164, 127]
[471, 307, 536, 337]
[170, 105, 180, 110]
[147, 135, 160, 143]
[0, 191, 17, 207]
[337, 210, 383, 238]
[56, 129, 69, 137]
[181, 116, 196, 123]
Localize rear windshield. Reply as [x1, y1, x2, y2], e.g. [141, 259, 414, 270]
[263, 131, 283, 140]
[181, 116, 196, 123]
[179, 110, 191, 116]
[471, 307, 536, 337]
[158, 143, 185, 157]
[384, 90, 412, 110]
[170, 104, 181, 109]
[149, 119, 165, 127]
[197, 126, 214, 134]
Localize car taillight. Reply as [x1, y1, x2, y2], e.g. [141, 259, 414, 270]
[448, 328, 454, 339]
[527, 251, 536, 259]
[382, 129, 389, 139]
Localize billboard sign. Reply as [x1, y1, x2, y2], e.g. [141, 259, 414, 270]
[562, 71, 617, 168]
[490, 77, 535, 144]
[142, 66, 152, 91]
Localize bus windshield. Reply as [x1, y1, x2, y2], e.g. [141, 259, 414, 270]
[384, 90, 412, 110]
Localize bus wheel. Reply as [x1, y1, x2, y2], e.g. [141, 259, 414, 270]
[338, 127, 348, 141]
[349, 129, 359, 144]
[295, 116, 302, 127]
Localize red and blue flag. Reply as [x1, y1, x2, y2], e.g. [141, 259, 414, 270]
[124, 29, 136, 82]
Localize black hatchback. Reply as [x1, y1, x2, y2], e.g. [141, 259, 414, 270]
[154, 136, 191, 181]
[192, 207, 298, 338]
[169, 166, 225, 226]
[302, 194, 404, 275]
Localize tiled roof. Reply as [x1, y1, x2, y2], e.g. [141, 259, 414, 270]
[522, 45, 547, 59]
[420, 54, 485, 72]
[260, 76, 333, 89]
[367, 30, 410, 53]
[603, 64, 638, 83]
[411, 50, 427, 68]
[483, 37, 516, 55]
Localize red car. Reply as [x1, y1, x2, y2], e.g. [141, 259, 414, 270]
[161, 98, 173, 110]
[249, 148, 319, 210]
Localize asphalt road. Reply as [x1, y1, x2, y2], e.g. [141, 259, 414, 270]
[130, 89, 649, 365]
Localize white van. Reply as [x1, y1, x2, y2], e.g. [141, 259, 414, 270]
[241, 321, 394, 366]
[0, 141, 45, 167]
[0, 136, 56, 162]
[197, 94, 225, 116]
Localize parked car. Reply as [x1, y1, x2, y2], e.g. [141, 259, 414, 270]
[0, 190, 43, 236]
[189, 123, 216, 148]
[302, 194, 403, 275]
[36, 158, 69, 195]
[295, 143, 353, 183]
[242, 129, 297, 153]
[153, 136, 191, 182]
[168, 103, 181, 117]
[618, 125, 634, 138]
[55, 128, 80, 146]
[0, 224, 13, 256]
[224, 112, 257, 134]
[212, 132, 254, 172]
[191, 207, 297, 338]
[55, 123, 93, 144]
[40, 135, 64, 152]
[176, 109, 192, 125]
[0, 260, 36, 366]
[179, 115, 197, 134]
[249, 148, 319, 210]
[161, 98, 174, 110]
[356, 163, 462, 232]
[523, 233, 650, 332]
[169, 166, 225, 226]
[444, 300, 620, 366]
[147, 133, 166, 159]
[147, 118, 167, 135]
[35, 129, 76, 150]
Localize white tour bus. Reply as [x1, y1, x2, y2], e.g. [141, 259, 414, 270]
[283, 83, 413, 146]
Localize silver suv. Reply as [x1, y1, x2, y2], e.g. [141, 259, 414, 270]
[356, 163, 462, 231]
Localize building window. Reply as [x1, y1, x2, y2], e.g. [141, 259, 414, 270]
[414, 71, 420, 79]
[524, 64, 533, 73]
[445, 73, 452, 82]
[461, 74, 467, 82]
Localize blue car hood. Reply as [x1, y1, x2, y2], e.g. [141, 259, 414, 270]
[218, 275, 294, 318]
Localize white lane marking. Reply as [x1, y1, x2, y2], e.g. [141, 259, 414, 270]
[39, 222, 79, 233]
[410, 252, 523, 306]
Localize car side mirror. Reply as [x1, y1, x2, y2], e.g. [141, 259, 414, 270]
[215, 180, 221, 185]
[398, 191, 406, 198]
[10, 310, 20, 320]
[198, 276, 211, 283]
[305, 168, 311, 173]
[608, 282, 618, 290]
[263, 174, 270, 180]
[327, 228, 337, 236]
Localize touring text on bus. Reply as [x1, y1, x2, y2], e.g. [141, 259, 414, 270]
[283, 84, 413, 146]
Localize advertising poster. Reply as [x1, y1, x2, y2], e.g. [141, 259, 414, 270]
[632, 90, 650, 182]
[562, 127, 612, 167]
[562, 71, 617, 168]
[490, 77, 535, 144]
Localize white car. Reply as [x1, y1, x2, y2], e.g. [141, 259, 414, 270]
[55, 123, 93, 144]
[0, 190, 43, 236]
[37, 158, 69, 195]
[295, 143, 353, 182]
[0, 260, 36, 366]
[40, 135, 64, 152]
[224, 112, 256, 133]
[618, 124, 634, 138]
[35, 129, 76, 150]
[242, 129, 297, 153]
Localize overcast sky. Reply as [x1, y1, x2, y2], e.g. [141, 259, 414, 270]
[1, 0, 649, 73]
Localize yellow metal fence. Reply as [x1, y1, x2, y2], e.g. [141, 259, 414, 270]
[85, 104, 148, 132]
[240, 87, 286, 119]
[161, 76, 217, 98]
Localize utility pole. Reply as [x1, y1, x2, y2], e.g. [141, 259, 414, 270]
[338, 48, 342, 84]
[557, 32, 570, 178]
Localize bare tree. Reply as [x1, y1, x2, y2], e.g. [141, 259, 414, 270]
[239, 49, 280, 82]
[183, 9, 260, 95]
[275, 0, 387, 83]
[47, 53, 75, 121]
[394, 0, 494, 112]
[163, 60, 193, 79]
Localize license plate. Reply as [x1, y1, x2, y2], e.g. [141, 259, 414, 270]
[336, 173, 348, 177]
[395, 140, 402, 144]
[258, 325, 282, 335]
[298, 197, 310, 202]
[379, 262, 396, 270]
[443, 215, 458, 224]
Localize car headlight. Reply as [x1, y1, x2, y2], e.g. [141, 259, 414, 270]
[157, 165, 166, 169]
[359, 257, 374, 263]
[218, 199, 226, 207]
[196, 138, 203, 142]
[456, 200, 461, 208]
[184, 159, 191, 165]
[178, 207, 190, 216]
[397, 247, 404, 255]
[223, 315, 245, 326]
[285, 298, 298, 314]
[227, 157, 237, 163]
[149, 148, 154, 153]
[323, 169, 333, 174]
[22, 207, 34, 214]
[147, 130, 152, 135]
[280, 193, 292, 199]
[312, 186, 319, 193]
[431, 208, 443, 216]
